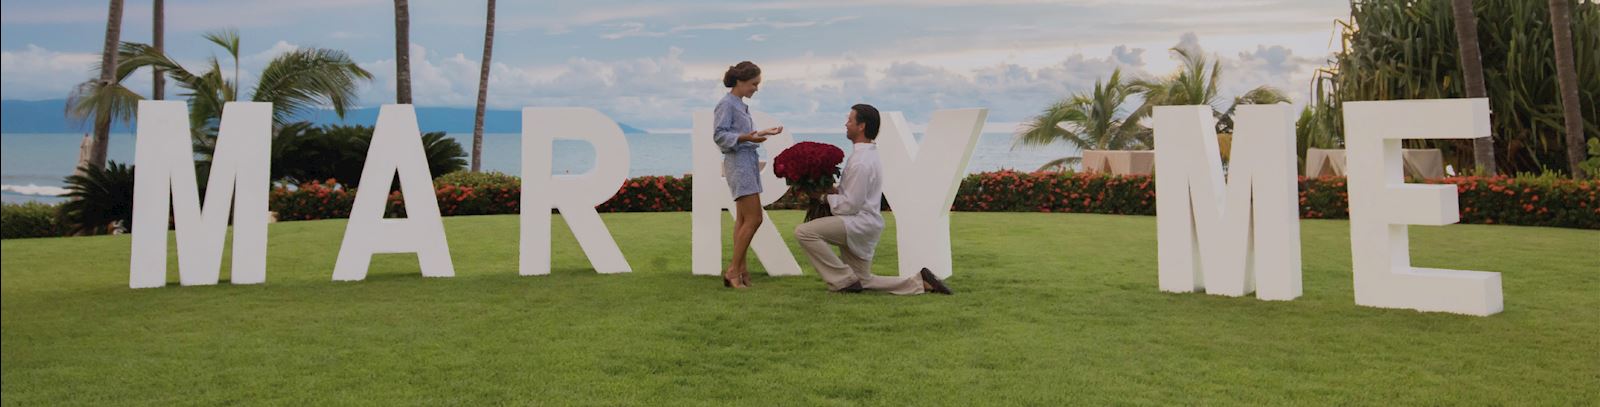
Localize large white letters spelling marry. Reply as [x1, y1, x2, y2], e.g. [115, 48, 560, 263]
[332, 105, 455, 280]
[522, 108, 633, 275]
[130, 101, 271, 288]
[690, 110, 802, 276]
[1154, 104, 1302, 300]
[1344, 99, 1502, 316]
[878, 109, 987, 279]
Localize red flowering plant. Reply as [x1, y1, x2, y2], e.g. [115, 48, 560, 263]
[773, 141, 846, 221]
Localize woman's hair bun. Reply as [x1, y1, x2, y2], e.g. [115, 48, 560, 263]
[723, 61, 761, 88]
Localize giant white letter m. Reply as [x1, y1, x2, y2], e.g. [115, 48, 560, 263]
[129, 101, 271, 288]
[1154, 104, 1301, 300]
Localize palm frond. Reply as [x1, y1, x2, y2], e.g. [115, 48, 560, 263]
[64, 80, 142, 129]
[203, 28, 241, 60]
[114, 42, 195, 84]
[250, 47, 373, 126]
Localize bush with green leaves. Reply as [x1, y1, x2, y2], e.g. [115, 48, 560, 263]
[1308, 0, 1599, 175]
[272, 124, 467, 188]
[60, 161, 137, 235]
[1, 202, 67, 239]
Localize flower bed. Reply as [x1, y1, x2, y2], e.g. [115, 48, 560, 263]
[257, 171, 1598, 230]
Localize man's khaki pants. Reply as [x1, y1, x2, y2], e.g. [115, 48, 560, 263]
[793, 216, 924, 295]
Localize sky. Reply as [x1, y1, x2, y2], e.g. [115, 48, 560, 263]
[0, 0, 1351, 132]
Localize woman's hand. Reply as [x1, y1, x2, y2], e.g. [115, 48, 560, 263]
[739, 127, 782, 143]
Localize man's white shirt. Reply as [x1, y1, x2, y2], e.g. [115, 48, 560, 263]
[825, 142, 885, 261]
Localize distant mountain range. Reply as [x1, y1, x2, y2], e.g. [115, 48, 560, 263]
[0, 99, 649, 134]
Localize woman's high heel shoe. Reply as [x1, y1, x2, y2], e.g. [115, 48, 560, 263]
[723, 269, 746, 289]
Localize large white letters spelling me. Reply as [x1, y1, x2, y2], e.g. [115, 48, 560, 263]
[1154, 104, 1302, 300]
[332, 105, 456, 281]
[522, 108, 633, 275]
[130, 101, 271, 288]
[1344, 99, 1502, 316]
[690, 110, 801, 276]
[878, 109, 987, 279]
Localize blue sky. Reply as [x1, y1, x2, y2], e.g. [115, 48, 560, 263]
[1, 0, 1349, 131]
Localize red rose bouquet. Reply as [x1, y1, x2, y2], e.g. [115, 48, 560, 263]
[773, 141, 845, 221]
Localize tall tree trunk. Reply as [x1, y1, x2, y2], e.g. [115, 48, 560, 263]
[394, 0, 412, 104]
[1451, 0, 1498, 175]
[88, 0, 125, 170]
[1549, 0, 1587, 179]
[471, 0, 495, 172]
[152, 0, 164, 101]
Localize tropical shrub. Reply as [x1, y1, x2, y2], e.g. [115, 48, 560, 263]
[272, 124, 467, 187]
[1308, 0, 1600, 175]
[254, 171, 1600, 230]
[269, 179, 356, 221]
[60, 162, 137, 235]
[953, 170, 1156, 215]
[1, 202, 67, 239]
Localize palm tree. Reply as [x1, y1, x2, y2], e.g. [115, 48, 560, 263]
[471, 0, 496, 172]
[1015, 68, 1147, 171]
[1217, 87, 1293, 135]
[116, 31, 373, 141]
[152, 0, 164, 101]
[1549, 0, 1587, 179]
[1129, 47, 1289, 135]
[394, 0, 413, 104]
[1131, 48, 1223, 115]
[76, 0, 127, 170]
[1451, 0, 1498, 175]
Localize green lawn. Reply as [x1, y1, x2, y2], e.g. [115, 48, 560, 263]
[2, 211, 1596, 405]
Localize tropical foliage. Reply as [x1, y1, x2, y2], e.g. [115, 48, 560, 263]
[1014, 68, 1149, 171]
[0, 202, 68, 239]
[115, 29, 373, 142]
[1017, 48, 1290, 171]
[1307, 0, 1600, 176]
[1130, 47, 1290, 135]
[59, 161, 137, 235]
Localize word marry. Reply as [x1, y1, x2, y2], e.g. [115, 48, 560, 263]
[128, 99, 1504, 316]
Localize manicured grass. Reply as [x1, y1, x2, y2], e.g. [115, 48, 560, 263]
[2, 211, 1596, 405]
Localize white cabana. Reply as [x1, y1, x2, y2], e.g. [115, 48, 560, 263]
[1304, 148, 1446, 179]
[1081, 150, 1155, 175]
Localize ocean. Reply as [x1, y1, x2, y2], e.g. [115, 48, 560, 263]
[1, 132, 1079, 204]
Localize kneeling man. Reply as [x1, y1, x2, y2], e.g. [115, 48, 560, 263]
[793, 104, 952, 295]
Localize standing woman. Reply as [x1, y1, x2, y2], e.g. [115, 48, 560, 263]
[714, 61, 782, 289]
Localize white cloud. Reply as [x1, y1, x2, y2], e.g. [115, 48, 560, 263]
[1146, 33, 1324, 109]
[0, 45, 108, 100]
[1, 30, 1325, 136]
[600, 17, 857, 40]
[336, 31, 1319, 132]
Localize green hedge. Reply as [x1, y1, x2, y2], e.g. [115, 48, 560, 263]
[1, 202, 68, 239]
[951, 170, 1597, 229]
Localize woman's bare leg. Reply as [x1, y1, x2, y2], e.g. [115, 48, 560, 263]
[730, 194, 764, 284]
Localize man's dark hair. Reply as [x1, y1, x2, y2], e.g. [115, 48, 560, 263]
[851, 104, 880, 140]
[722, 61, 761, 88]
